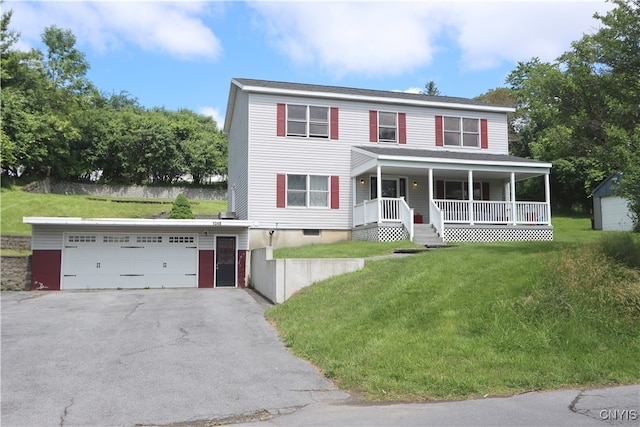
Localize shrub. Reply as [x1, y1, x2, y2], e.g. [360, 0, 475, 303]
[169, 194, 195, 219]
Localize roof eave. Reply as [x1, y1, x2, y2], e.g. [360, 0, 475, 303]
[235, 83, 515, 114]
[23, 217, 255, 228]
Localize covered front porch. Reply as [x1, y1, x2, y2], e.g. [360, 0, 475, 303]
[351, 146, 554, 243]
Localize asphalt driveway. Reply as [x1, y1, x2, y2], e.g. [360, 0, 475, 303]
[1, 289, 348, 426]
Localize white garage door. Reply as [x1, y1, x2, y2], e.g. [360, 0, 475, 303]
[601, 197, 634, 232]
[62, 233, 197, 290]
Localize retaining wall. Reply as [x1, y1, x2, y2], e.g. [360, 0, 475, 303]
[1, 256, 31, 291]
[251, 247, 365, 304]
[1, 236, 31, 250]
[23, 178, 227, 200]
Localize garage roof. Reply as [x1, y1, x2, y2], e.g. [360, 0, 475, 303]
[23, 217, 254, 227]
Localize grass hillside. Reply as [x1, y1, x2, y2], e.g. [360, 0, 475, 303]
[267, 220, 640, 401]
[0, 186, 227, 236]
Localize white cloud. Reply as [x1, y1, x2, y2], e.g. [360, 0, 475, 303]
[199, 106, 224, 127]
[6, 1, 222, 60]
[250, 0, 614, 76]
[393, 87, 425, 94]
[250, 2, 443, 77]
[447, 1, 613, 71]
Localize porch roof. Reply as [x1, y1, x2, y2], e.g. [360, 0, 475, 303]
[351, 146, 552, 180]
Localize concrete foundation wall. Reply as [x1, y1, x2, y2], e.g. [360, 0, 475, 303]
[249, 229, 350, 250]
[1, 256, 31, 291]
[251, 247, 364, 304]
[23, 178, 226, 200]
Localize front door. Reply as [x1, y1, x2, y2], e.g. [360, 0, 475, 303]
[215, 237, 236, 287]
[370, 177, 407, 199]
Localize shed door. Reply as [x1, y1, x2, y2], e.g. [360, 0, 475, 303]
[215, 237, 236, 287]
[62, 233, 197, 290]
[601, 197, 634, 231]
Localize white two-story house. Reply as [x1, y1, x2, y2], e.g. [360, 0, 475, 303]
[224, 78, 553, 249]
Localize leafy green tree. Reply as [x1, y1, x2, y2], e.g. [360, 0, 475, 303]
[506, 0, 640, 213]
[1, 15, 228, 186]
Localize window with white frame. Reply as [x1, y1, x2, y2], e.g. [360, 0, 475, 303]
[378, 111, 397, 142]
[287, 174, 329, 207]
[444, 117, 480, 147]
[287, 105, 329, 138]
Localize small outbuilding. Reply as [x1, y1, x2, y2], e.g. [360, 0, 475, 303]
[24, 217, 252, 290]
[592, 173, 635, 231]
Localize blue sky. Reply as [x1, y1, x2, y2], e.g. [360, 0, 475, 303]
[8, 0, 613, 127]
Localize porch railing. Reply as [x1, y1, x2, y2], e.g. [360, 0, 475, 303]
[356, 199, 550, 230]
[429, 200, 444, 237]
[434, 200, 550, 225]
[354, 198, 414, 239]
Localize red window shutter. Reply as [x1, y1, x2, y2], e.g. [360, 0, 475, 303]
[276, 103, 286, 137]
[369, 110, 378, 142]
[331, 176, 340, 209]
[435, 116, 443, 146]
[480, 118, 488, 149]
[330, 107, 339, 140]
[398, 112, 406, 144]
[436, 180, 445, 199]
[482, 182, 490, 201]
[276, 174, 286, 208]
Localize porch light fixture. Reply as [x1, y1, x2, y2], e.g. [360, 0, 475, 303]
[359, 179, 365, 185]
[412, 181, 418, 188]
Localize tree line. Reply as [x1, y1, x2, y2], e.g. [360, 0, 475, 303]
[476, 0, 639, 222]
[1, 8, 227, 185]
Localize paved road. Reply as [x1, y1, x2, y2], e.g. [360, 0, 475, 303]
[2, 289, 638, 427]
[243, 385, 639, 426]
[1, 289, 347, 426]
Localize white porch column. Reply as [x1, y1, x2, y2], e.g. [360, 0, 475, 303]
[428, 168, 434, 202]
[510, 172, 517, 225]
[544, 172, 551, 225]
[468, 170, 474, 225]
[376, 165, 382, 224]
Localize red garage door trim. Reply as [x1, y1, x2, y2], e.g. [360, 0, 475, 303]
[31, 250, 61, 290]
[198, 250, 215, 288]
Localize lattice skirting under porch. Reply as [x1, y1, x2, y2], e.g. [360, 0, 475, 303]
[444, 226, 553, 242]
[352, 224, 409, 242]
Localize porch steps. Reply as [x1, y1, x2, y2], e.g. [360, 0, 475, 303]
[413, 224, 447, 248]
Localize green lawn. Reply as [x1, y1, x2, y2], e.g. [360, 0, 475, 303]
[274, 239, 424, 259]
[0, 186, 227, 236]
[266, 219, 640, 401]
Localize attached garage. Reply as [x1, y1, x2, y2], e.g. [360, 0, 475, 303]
[24, 218, 252, 291]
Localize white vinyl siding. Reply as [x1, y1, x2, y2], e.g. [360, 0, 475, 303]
[240, 92, 511, 229]
[247, 94, 351, 229]
[228, 90, 250, 220]
[601, 197, 634, 231]
[30, 225, 250, 251]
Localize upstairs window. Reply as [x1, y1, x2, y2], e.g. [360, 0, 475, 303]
[378, 112, 397, 142]
[369, 111, 406, 143]
[444, 117, 479, 147]
[287, 105, 329, 138]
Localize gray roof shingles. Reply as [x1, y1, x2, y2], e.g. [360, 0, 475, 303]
[357, 145, 549, 165]
[233, 78, 511, 109]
